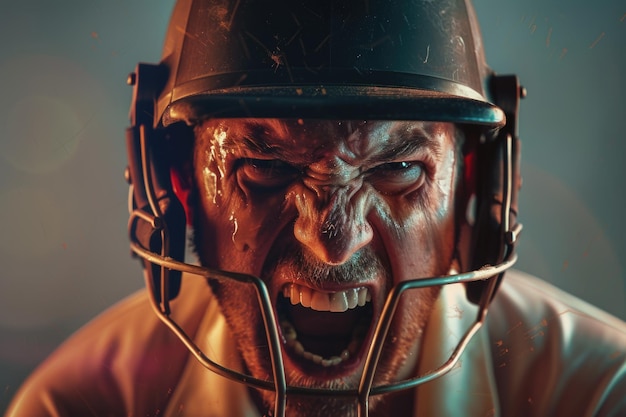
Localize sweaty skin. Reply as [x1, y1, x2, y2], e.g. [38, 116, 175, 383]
[187, 119, 461, 416]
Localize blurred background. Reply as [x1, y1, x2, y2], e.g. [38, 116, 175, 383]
[0, 0, 624, 412]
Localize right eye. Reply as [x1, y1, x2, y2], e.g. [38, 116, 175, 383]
[366, 160, 426, 195]
[239, 158, 300, 189]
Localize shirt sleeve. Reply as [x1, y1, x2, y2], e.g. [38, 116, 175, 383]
[593, 360, 626, 417]
[489, 271, 626, 417]
[4, 289, 196, 417]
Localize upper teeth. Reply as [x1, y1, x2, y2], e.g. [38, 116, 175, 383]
[282, 283, 371, 312]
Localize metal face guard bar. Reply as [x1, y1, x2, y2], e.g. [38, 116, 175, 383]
[126, 113, 521, 417]
[127, 117, 521, 417]
[129, 209, 518, 417]
[126, 63, 522, 417]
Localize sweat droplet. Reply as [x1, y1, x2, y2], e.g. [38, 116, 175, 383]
[229, 212, 250, 251]
[202, 166, 219, 205]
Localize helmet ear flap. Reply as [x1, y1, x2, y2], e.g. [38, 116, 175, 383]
[126, 123, 187, 306]
[464, 74, 523, 304]
[126, 64, 188, 308]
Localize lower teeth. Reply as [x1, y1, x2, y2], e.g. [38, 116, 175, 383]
[280, 319, 368, 367]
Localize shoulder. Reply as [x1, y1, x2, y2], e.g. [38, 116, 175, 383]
[5, 275, 213, 417]
[491, 269, 626, 346]
[490, 270, 626, 338]
[487, 270, 626, 416]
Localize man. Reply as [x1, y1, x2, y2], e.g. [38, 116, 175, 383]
[6, 0, 626, 416]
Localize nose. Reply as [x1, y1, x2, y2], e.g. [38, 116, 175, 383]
[293, 177, 373, 265]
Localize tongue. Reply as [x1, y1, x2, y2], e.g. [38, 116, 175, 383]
[288, 304, 359, 357]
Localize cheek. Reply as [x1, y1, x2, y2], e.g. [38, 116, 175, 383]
[372, 157, 457, 281]
[194, 145, 247, 269]
[195, 159, 297, 275]
[373, 202, 455, 280]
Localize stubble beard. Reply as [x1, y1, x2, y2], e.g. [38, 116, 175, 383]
[204, 241, 439, 417]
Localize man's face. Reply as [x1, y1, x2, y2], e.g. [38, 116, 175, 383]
[191, 119, 460, 415]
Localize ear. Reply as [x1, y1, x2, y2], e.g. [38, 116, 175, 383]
[170, 166, 194, 226]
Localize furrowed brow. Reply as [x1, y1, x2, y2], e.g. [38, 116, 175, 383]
[376, 133, 442, 162]
[240, 135, 281, 156]
[219, 122, 285, 157]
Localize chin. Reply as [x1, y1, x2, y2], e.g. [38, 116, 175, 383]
[209, 263, 439, 417]
[197, 213, 447, 415]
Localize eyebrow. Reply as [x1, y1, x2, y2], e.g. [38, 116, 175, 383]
[225, 121, 444, 161]
[232, 122, 285, 156]
[374, 129, 443, 162]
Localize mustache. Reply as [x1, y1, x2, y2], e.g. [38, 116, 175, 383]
[265, 244, 387, 287]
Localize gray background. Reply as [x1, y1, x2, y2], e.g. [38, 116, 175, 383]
[1, 0, 624, 412]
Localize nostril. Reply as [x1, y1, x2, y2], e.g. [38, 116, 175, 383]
[321, 220, 340, 238]
[295, 219, 373, 266]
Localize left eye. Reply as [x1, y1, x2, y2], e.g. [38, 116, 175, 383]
[367, 161, 425, 194]
[239, 158, 300, 189]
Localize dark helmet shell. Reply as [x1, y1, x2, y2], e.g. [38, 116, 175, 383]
[156, 0, 504, 127]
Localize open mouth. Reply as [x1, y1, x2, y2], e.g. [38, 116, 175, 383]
[277, 283, 374, 370]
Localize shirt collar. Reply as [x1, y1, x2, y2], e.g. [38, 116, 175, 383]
[415, 282, 499, 416]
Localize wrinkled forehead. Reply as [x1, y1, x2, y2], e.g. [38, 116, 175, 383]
[194, 118, 456, 159]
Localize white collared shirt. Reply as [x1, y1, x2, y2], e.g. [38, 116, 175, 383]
[6, 270, 626, 416]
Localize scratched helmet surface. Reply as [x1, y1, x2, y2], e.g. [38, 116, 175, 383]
[156, 0, 504, 127]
